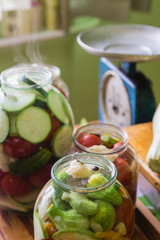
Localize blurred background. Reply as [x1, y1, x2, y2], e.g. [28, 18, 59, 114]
[0, 0, 159, 123]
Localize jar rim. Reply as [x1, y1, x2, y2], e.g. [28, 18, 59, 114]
[51, 153, 117, 193]
[73, 123, 128, 155]
[0, 65, 53, 90]
[31, 63, 61, 81]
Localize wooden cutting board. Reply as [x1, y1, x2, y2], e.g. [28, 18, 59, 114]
[0, 122, 156, 240]
[125, 122, 160, 192]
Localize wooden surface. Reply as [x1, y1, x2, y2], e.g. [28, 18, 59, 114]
[125, 122, 160, 192]
[124, 122, 153, 161]
[0, 122, 158, 240]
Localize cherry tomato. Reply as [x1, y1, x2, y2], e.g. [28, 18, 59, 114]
[45, 110, 61, 140]
[3, 136, 38, 159]
[54, 85, 68, 99]
[1, 173, 32, 197]
[0, 176, 5, 195]
[113, 157, 132, 186]
[29, 163, 52, 188]
[0, 169, 6, 177]
[78, 134, 102, 147]
[113, 141, 123, 148]
[125, 182, 137, 204]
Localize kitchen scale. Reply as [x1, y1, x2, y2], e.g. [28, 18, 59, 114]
[77, 24, 160, 127]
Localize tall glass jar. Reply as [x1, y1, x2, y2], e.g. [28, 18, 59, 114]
[0, 65, 74, 213]
[72, 123, 138, 205]
[34, 153, 135, 240]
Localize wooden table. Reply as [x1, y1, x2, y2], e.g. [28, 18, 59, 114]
[0, 122, 157, 240]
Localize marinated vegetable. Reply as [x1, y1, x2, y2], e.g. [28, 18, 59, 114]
[73, 124, 138, 204]
[33, 153, 134, 240]
[0, 65, 74, 212]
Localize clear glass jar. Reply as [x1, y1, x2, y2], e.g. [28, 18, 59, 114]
[72, 123, 138, 205]
[0, 65, 74, 213]
[34, 153, 135, 240]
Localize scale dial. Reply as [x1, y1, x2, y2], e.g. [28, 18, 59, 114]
[101, 70, 132, 127]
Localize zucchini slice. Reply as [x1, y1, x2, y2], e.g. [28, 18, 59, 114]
[16, 106, 52, 143]
[1, 90, 36, 112]
[47, 87, 74, 125]
[8, 112, 18, 136]
[0, 109, 9, 142]
[51, 125, 73, 158]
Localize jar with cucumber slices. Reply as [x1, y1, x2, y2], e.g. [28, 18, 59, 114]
[0, 65, 74, 213]
[33, 153, 135, 240]
[72, 123, 138, 205]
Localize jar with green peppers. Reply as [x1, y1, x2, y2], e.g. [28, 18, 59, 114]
[33, 153, 135, 240]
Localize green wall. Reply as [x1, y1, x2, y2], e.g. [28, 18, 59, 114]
[0, 1, 160, 123]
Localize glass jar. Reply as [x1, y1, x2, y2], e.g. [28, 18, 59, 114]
[72, 123, 138, 205]
[0, 65, 74, 213]
[34, 153, 135, 240]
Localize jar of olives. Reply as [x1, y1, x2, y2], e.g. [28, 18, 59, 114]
[34, 153, 135, 240]
[0, 64, 74, 213]
[72, 123, 138, 205]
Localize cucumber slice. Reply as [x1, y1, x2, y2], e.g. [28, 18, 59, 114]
[0, 195, 33, 212]
[52, 228, 97, 240]
[16, 106, 52, 143]
[13, 189, 40, 203]
[8, 112, 18, 136]
[7, 194, 35, 211]
[1, 90, 36, 112]
[34, 212, 49, 240]
[9, 148, 52, 176]
[51, 125, 73, 158]
[0, 109, 9, 142]
[47, 87, 73, 124]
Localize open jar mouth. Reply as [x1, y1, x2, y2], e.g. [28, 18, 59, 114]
[51, 153, 117, 193]
[0, 65, 53, 90]
[73, 123, 128, 154]
[31, 63, 61, 82]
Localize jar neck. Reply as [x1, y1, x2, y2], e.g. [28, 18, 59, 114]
[51, 153, 117, 193]
[73, 123, 128, 155]
[31, 63, 61, 82]
[0, 65, 52, 90]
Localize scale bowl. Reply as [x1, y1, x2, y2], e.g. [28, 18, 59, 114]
[77, 24, 160, 62]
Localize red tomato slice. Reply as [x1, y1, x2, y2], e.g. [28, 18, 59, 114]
[0, 169, 6, 177]
[29, 163, 52, 188]
[78, 134, 102, 148]
[1, 173, 32, 197]
[3, 136, 38, 159]
[113, 157, 132, 186]
[45, 110, 61, 140]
